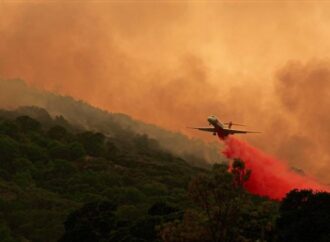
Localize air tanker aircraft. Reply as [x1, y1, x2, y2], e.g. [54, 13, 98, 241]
[189, 115, 260, 139]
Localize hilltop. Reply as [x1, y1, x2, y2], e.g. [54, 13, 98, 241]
[0, 78, 222, 168]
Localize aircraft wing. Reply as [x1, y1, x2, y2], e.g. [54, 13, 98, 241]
[223, 128, 260, 135]
[188, 127, 216, 132]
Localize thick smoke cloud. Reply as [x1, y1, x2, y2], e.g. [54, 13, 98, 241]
[1, 2, 330, 183]
[0, 1, 264, 132]
[272, 61, 330, 181]
[244, 61, 330, 184]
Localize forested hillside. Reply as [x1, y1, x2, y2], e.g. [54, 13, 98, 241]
[0, 109, 329, 242]
[0, 79, 222, 167]
[0, 109, 206, 241]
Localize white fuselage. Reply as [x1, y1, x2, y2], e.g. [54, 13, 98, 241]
[207, 115, 230, 138]
[207, 115, 224, 128]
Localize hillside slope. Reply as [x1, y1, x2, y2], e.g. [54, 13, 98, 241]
[0, 109, 206, 242]
[0, 78, 223, 167]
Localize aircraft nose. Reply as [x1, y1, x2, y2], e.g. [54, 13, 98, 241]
[207, 116, 215, 123]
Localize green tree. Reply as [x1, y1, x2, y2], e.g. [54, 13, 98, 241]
[188, 164, 247, 242]
[48, 141, 71, 160]
[116, 205, 143, 221]
[78, 132, 106, 157]
[0, 221, 17, 242]
[276, 189, 330, 242]
[0, 135, 20, 172]
[13, 171, 34, 188]
[105, 140, 119, 160]
[231, 159, 251, 188]
[59, 201, 118, 242]
[20, 143, 48, 163]
[142, 182, 168, 196]
[105, 187, 146, 205]
[0, 120, 20, 139]
[47, 125, 68, 141]
[161, 163, 277, 242]
[15, 116, 41, 132]
[148, 202, 178, 217]
[69, 142, 86, 160]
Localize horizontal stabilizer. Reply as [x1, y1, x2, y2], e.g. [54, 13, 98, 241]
[224, 122, 246, 126]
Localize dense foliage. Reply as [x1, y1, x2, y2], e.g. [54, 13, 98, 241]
[277, 189, 330, 242]
[0, 78, 222, 167]
[0, 108, 329, 242]
[0, 109, 202, 242]
[160, 161, 278, 242]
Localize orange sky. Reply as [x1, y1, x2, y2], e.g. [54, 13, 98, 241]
[1, 1, 330, 183]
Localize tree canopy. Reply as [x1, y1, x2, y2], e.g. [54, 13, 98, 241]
[0, 107, 328, 242]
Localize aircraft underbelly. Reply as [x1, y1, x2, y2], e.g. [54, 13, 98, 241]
[215, 126, 228, 139]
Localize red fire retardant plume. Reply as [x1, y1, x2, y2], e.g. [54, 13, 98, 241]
[222, 136, 330, 200]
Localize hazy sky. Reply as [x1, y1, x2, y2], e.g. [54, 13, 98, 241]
[1, 1, 330, 182]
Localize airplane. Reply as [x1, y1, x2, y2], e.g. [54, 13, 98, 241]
[189, 115, 260, 139]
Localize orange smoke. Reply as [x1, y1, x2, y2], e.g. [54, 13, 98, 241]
[1, 2, 330, 183]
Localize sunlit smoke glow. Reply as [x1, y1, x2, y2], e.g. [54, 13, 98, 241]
[223, 136, 330, 200]
[1, 2, 330, 183]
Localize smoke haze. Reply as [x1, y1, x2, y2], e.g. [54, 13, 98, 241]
[1, 2, 330, 182]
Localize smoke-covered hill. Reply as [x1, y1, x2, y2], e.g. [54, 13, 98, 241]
[0, 109, 208, 242]
[0, 78, 223, 167]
